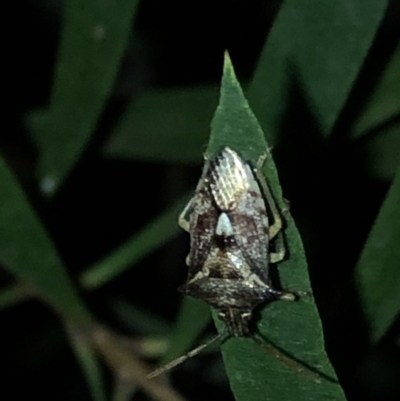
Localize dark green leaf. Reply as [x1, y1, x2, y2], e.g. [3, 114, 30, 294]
[248, 0, 390, 141]
[208, 53, 346, 401]
[67, 323, 107, 401]
[109, 298, 171, 335]
[355, 162, 400, 342]
[352, 44, 400, 139]
[0, 284, 29, 311]
[103, 86, 218, 164]
[1, 196, 188, 310]
[26, 0, 140, 195]
[0, 157, 92, 324]
[356, 120, 400, 181]
[80, 196, 187, 290]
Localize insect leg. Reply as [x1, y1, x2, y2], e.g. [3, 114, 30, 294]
[178, 198, 194, 232]
[266, 286, 297, 301]
[255, 153, 283, 240]
[269, 228, 286, 263]
[147, 332, 225, 379]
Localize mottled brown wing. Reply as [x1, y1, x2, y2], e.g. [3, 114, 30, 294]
[229, 190, 269, 285]
[206, 147, 271, 283]
[186, 184, 219, 279]
[228, 181, 271, 284]
[219, 155, 271, 283]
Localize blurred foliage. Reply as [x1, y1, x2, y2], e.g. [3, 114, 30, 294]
[2, 0, 400, 401]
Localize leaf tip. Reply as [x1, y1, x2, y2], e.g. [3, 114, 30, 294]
[222, 50, 237, 85]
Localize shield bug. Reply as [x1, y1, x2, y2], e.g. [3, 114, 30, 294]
[148, 147, 320, 382]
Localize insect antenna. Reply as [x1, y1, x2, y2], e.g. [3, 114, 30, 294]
[252, 334, 323, 384]
[147, 332, 227, 379]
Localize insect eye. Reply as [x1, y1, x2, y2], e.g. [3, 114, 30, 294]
[226, 236, 236, 245]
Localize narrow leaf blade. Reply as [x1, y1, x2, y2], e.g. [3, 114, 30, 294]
[208, 53, 346, 401]
[80, 196, 187, 290]
[249, 0, 390, 140]
[0, 156, 92, 324]
[355, 162, 400, 342]
[103, 86, 218, 164]
[26, 0, 140, 194]
[67, 323, 107, 401]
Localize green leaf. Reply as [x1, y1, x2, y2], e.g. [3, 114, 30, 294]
[355, 162, 400, 342]
[352, 44, 400, 139]
[80, 196, 187, 290]
[26, 0, 140, 195]
[109, 298, 171, 335]
[0, 156, 92, 325]
[103, 86, 218, 164]
[248, 0, 390, 141]
[207, 53, 346, 401]
[356, 120, 400, 181]
[1, 196, 188, 310]
[0, 284, 29, 311]
[67, 323, 107, 401]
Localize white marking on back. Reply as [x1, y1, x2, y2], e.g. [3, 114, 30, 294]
[215, 212, 233, 236]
